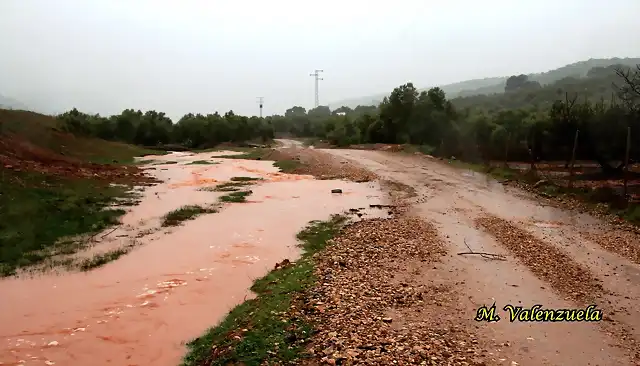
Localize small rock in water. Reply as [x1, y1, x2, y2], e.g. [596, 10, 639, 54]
[331, 189, 343, 194]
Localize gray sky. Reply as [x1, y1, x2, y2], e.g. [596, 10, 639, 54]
[1, 0, 639, 120]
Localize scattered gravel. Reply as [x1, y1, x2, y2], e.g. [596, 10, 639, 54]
[296, 214, 490, 365]
[475, 214, 605, 304]
[584, 229, 640, 265]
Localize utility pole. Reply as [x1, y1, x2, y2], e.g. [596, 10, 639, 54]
[309, 69, 324, 108]
[256, 97, 264, 118]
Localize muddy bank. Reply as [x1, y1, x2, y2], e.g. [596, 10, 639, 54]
[0, 150, 386, 366]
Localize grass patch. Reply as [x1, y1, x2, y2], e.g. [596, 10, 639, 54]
[219, 190, 253, 203]
[187, 160, 219, 165]
[230, 176, 262, 182]
[161, 205, 217, 227]
[135, 159, 156, 165]
[623, 204, 640, 224]
[78, 246, 131, 271]
[154, 161, 178, 165]
[181, 215, 347, 366]
[206, 147, 269, 160]
[273, 160, 301, 173]
[0, 171, 133, 277]
[199, 177, 262, 193]
[200, 183, 249, 192]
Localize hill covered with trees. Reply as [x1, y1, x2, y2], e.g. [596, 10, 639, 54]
[332, 57, 640, 108]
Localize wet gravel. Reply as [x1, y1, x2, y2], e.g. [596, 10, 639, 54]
[296, 215, 490, 365]
[475, 214, 605, 304]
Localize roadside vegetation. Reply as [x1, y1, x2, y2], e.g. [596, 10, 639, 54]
[181, 215, 347, 366]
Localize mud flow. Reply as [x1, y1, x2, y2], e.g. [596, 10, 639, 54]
[0, 151, 386, 366]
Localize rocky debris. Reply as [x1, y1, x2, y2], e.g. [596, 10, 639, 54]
[475, 214, 604, 304]
[331, 189, 343, 194]
[293, 214, 490, 365]
[583, 230, 640, 265]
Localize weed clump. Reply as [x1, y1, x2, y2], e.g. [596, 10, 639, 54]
[219, 191, 253, 203]
[187, 160, 218, 165]
[161, 205, 217, 227]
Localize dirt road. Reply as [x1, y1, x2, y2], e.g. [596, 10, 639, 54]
[319, 147, 640, 365]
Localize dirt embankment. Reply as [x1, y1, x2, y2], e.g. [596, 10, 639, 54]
[0, 135, 154, 184]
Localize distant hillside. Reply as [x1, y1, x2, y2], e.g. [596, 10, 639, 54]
[0, 94, 28, 110]
[330, 57, 640, 108]
[451, 63, 636, 111]
[0, 109, 155, 165]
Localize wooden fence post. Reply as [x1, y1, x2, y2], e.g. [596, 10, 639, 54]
[568, 130, 579, 189]
[624, 127, 631, 199]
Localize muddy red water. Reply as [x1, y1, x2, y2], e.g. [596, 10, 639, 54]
[0, 151, 386, 366]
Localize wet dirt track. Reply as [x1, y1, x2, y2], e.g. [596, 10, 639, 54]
[320, 148, 640, 366]
[0, 149, 386, 366]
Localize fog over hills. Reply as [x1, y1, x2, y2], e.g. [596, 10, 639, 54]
[329, 57, 640, 109]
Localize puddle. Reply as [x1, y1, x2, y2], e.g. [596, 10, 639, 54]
[0, 150, 386, 366]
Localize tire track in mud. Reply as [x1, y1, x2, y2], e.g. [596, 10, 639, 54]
[475, 214, 640, 361]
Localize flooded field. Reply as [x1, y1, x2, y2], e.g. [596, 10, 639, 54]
[0, 150, 386, 366]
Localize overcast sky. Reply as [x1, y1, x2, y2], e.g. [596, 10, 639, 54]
[1, 0, 639, 120]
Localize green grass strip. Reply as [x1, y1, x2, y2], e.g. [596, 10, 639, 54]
[181, 215, 348, 366]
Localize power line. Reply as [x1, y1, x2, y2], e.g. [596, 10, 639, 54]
[257, 97, 264, 118]
[309, 69, 324, 108]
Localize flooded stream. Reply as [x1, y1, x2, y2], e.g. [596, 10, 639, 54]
[0, 150, 386, 366]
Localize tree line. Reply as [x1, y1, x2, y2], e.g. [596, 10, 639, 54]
[58, 109, 275, 149]
[271, 64, 640, 176]
[57, 64, 639, 175]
